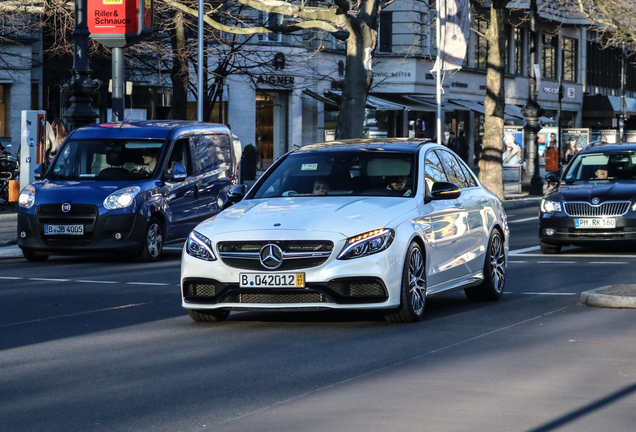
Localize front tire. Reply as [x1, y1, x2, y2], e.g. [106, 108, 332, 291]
[22, 250, 49, 262]
[385, 242, 426, 323]
[465, 230, 506, 301]
[137, 217, 163, 262]
[540, 242, 561, 254]
[188, 309, 230, 323]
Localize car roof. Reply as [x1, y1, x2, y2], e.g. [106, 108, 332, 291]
[580, 141, 636, 153]
[68, 121, 230, 141]
[293, 138, 434, 154]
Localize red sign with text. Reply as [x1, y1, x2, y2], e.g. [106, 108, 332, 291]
[88, 0, 139, 35]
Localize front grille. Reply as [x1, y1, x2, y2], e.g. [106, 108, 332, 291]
[220, 290, 330, 304]
[217, 240, 334, 271]
[564, 201, 630, 217]
[36, 204, 99, 245]
[327, 280, 387, 297]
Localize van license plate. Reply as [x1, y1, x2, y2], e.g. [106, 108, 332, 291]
[240, 273, 305, 288]
[45, 225, 84, 235]
[575, 218, 615, 229]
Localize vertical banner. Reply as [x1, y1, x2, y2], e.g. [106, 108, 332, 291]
[432, 0, 471, 72]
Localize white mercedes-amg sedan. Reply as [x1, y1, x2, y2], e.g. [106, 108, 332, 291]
[180, 139, 508, 323]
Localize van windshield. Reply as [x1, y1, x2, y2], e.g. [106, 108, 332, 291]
[48, 139, 165, 180]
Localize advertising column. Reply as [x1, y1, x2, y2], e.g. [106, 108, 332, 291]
[20, 110, 47, 190]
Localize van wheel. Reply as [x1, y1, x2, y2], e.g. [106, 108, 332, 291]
[540, 242, 561, 254]
[23, 250, 49, 262]
[188, 309, 230, 322]
[465, 230, 506, 301]
[138, 217, 163, 262]
[385, 242, 426, 323]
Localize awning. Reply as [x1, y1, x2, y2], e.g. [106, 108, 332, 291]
[302, 89, 338, 108]
[583, 94, 636, 116]
[504, 104, 556, 124]
[325, 90, 403, 110]
[448, 99, 525, 121]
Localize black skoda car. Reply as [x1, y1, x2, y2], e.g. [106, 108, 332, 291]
[539, 142, 636, 254]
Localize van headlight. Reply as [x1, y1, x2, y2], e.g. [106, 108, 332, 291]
[540, 199, 562, 214]
[186, 231, 217, 261]
[103, 186, 141, 210]
[19, 185, 36, 209]
[338, 228, 395, 260]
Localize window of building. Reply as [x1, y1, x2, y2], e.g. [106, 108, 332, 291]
[562, 37, 578, 82]
[514, 27, 524, 75]
[379, 11, 393, 53]
[259, 12, 282, 42]
[475, 19, 489, 70]
[542, 33, 557, 79]
[0, 85, 6, 137]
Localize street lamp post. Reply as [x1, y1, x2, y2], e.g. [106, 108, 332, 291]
[63, 0, 99, 131]
[521, 0, 544, 195]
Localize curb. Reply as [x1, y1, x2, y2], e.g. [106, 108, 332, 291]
[0, 244, 22, 260]
[580, 285, 636, 309]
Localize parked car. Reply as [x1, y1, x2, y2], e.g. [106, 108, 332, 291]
[539, 141, 636, 254]
[180, 139, 509, 323]
[18, 121, 237, 262]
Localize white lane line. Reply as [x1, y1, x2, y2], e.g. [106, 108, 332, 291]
[522, 292, 577, 296]
[508, 261, 527, 263]
[126, 282, 171, 286]
[510, 245, 541, 255]
[510, 252, 636, 258]
[537, 261, 576, 264]
[508, 216, 538, 224]
[76, 280, 119, 284]
[29, 278, 71, 282]
[0, 276, 23, 280]
[588, 262, 629, 265]
[0, 299, 173, 329]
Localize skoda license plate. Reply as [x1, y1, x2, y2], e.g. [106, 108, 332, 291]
[240, 273, 305, 288]
[45, 224, 84, 235]
[575, 218, 615, 229]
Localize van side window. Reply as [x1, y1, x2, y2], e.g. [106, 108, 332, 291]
[166, 138, 191, 176]
[200, 134, 233, 173]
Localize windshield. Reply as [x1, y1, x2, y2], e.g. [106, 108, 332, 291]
[252, 151, 416, 198]
[565, 151, 636, 182]
[49, 139, 165, 180]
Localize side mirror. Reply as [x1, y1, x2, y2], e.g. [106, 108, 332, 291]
[545, 171, 560, 183]
[34, 163, 43, 179]
[228, 184, 247, 203]
[425, 181, 462, 203]
[165, 163, 187, 182]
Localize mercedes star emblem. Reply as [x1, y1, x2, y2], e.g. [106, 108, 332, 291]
[61, 202, 72, 213]
[259, 244, 284, 270]
[592, 197, 600, 205]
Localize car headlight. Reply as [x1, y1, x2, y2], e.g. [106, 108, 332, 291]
[338, 228, 395, 260]
[186, 231, 217, 261]
[19, 185, 36, 209]
[541, 199, 562, 214]
[103, 186, 141, 210]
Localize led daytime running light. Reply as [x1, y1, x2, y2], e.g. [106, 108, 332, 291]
[347, 229, 388, 244]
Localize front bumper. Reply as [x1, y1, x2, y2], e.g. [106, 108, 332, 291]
[539, 211, 636, 245]
[17, 206, 149, 254]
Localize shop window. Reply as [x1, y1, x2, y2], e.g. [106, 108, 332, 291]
[0, 84, 6, 136]
[379, 12, 393, 53]
[562, 37, 578, 82]
[514, 27, 524, 75]
[542, 33, 557, 79]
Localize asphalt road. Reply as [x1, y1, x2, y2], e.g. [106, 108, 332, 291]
[1, 204, 635, 431]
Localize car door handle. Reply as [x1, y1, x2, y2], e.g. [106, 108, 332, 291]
[454, 200, 463, 208]
[480, 196, 489, 204]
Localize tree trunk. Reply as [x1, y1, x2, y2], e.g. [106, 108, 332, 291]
[478, 0, 509, 200]
[335, 20, 376, 139]
[169, 11, 189, 120]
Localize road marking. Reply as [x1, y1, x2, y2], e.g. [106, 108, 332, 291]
[0, 299, 173, 329]
[520, 253, 636, 258]
[537, 261, 576, 264]
[588, 262, 628, 265]
[510, 245, 541, 255]
[522, 292, 577, 296]
[126, 282, 171, 286]
[508, 216, 538, 224]
[76, 280, 119, 284]
[0, 276, 22, 280]
[508, 260, 527, 263]
[29, 278, 71, 282]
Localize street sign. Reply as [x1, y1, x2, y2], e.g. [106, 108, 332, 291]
[88, 0, 153, 48]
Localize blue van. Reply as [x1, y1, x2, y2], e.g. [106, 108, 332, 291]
[17, 121, 237, 262]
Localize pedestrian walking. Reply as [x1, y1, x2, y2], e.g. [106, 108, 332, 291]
[447, 131, 458, 152]
[455, 131, 470, 163]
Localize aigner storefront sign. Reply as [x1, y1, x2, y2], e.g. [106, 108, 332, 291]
[257, 75, 296, 85]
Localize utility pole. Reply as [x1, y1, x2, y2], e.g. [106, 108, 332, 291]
[620, 42, 626, 142]
[521, 0, 544, 195]
[63, 0, 99, 131]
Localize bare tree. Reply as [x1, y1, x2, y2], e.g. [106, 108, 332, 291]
[559, 0, 636, 46]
